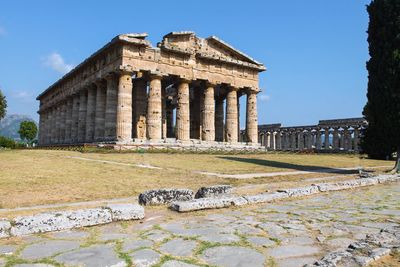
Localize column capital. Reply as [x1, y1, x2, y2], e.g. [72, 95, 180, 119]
[178, 77, 192, 84]
[148, 71, 165, 80]
[227, 85, 239, 92]
[205, 81, 217, 87]
[246, 87, 259, 94]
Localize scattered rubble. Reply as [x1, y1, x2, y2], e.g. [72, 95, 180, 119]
[195, 185, 233, 198]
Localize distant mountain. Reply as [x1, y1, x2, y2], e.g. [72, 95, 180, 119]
[0, 114, 37, 140]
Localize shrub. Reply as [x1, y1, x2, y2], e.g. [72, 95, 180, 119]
[0, 136, 17, 149]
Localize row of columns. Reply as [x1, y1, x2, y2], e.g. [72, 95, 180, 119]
[256, 127, 361, 152]
[39, 72, 259, 145]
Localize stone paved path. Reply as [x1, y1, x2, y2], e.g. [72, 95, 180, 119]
[0, 183, 399, 267]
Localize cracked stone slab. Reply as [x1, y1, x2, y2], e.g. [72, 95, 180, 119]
[201, 246, 265, 267]
[123, 239, 153, 252]
[267, 244, 320, 259]
[20, 240, 81, 260]
[0, 244, 16, 255]
[130, 249, 161, 267]
[199, 233, 240, 244]
[0, 220, 10, 238]
[161, 260, 199, 267]
[10, 208, 112, 236]
[159, 238, 197, 256]
[50, 230, 90, 240]
[106, 203, 145, 221]
[247, 236, 276, 247]
[14, 264, 55, 267]
[55, 244, 126, 267]
[171, 196, 247, 212]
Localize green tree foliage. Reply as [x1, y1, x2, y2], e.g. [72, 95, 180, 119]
[0, 89, 7, 121]
[362, 0, 400, 171]
[18, 120, 37, 144]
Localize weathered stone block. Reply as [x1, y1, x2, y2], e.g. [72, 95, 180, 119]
[106, 204, 144, 221]
[139, 189, 194, 205]
[195, 185, 233, 198]
[244, 192, 289, 204]
[10, 208, 112, 236]
[277, 185, 319, 197]
[0, 220, 11, 238]
[377, 174, 400, 184]
[170, 196, 246, 212]
[316, 180, 360, 192]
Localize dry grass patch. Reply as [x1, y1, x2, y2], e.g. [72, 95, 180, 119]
[0, 149, 393, 209]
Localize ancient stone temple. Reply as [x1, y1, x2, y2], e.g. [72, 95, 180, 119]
[37, 32, 265, 148]
[244, 118, 368, 152]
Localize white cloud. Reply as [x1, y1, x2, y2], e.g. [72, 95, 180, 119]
[259, 94, 270, 102]
[42, 52, 74, 74]
[12, 90, 34, 102]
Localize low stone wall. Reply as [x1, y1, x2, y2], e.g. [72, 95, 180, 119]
[170, 174, 400, 212]
[138, 189, 194, 205]
[307, 228, 400, 266]
[195, 185, 233, 198]
[0, 204, 144, 238]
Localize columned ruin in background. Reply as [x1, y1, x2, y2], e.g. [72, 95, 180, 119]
[37, 32, 265, 149]
[242, 118, 368, 152]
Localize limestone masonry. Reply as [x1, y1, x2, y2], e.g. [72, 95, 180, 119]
[36, 32, 265, 147]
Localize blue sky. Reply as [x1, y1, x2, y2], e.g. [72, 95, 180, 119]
[0, 0, 370, 127]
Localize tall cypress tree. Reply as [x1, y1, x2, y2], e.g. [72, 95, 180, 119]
[362, 0, 400, 171]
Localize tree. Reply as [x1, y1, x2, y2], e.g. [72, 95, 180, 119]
[362, 0, 400, 172]
[0, 89, 6, 121]
[18, 120, 38, 145]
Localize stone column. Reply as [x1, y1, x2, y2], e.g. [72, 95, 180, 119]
[215, 98, 224, 142]
[48, 108, 54, 144]
[64, 97, 73, 143]
[162, 87, 167, 139]
[339, 129, 345, 150]
[147, 74, 162, 140]
[298, 131, 304, 150]
[324, 128, 330, 149]
[354, 128, 360, 152]
[332, 127, 339, 150]
[201, 82, 215, 141]
[225, 87, 238, 143]
[85, 85, 96, 142]
[71, 94, 80, 143]
[166, 101, 174, 138]
[78, 90, 87, 143]
[343, 127, 349, 151]
[316, 130, 322, 150]
[116, 71, 133, 142]
[176, 79, 190, 141]
[276, 132, 281, 150]
[133, 78, 147, 140]
[104, 74, 118, 141]
[291, 131, 296, 151]
[270, 132, 275, 150]
[94, 80, 106, 141]
[246, 90, 258, 144]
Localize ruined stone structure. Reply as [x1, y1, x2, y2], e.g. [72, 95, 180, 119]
[241, 118, 368, 152]
[36, 32, 265, 148]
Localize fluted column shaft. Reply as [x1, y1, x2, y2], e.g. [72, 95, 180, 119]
[133, 78, 147, 139]
[77, 90, 87, 143]
[71, 95, 80, 143]
[324, 129, 330, 149]
[166, 101, 174, 138]
[176, 80, 190, 141]
[225, 87, 238, 143]
[354, 128, 360, 152]
[105, 74, 118, 141]
[201, 83, 215, 141]
[94, 81, 106, 141]
[246, 91, 258, 144]
[147, 75, 162, 140]
[85, 86, 96, 142]
[116, 71, 133, 142]
[215, 98, 224, 142]
[276, 132, 281, 150]
[65, 98, 73, 143]
[316, 130, 322, 150]
[332, 128, 339, 150]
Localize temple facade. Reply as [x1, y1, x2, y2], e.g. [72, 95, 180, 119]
[37, 32, 266, 148]
[243, 118, 368, 152]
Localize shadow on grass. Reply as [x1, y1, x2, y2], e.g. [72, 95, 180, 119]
[218, 157, 358, 174]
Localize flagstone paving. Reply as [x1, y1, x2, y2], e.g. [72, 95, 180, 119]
[0, 183, 399, 267]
